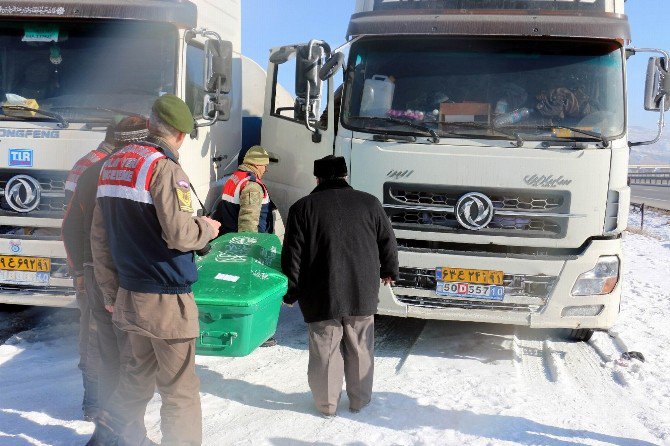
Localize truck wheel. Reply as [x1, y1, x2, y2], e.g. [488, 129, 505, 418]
[567, 328, 594, 342]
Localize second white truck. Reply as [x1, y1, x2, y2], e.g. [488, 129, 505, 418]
[261, 0, 669, 340]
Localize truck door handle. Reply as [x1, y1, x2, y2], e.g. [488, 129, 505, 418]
[212, 155, 227, 163]
[268, 152, 280, 164]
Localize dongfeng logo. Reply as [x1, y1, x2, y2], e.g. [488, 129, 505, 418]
[4, 175, 41, 213]
[455, 192, 494, 231]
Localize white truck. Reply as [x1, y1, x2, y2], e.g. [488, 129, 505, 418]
[261, 0, 669, 340]
[0, 0, 269, 307]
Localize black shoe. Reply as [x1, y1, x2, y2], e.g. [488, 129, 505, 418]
[260, 337, 277, 347]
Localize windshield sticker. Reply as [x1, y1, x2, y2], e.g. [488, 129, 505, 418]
[9, 240, 21, 254]
[0, 129, 60, 139]
[8, 149, 33, 167]
[23, 25, 59, 42]
[0, 6, 65, 16]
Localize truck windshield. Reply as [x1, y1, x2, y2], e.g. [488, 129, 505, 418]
[0, 21, 176, 123]
[342, 38, 625, 142]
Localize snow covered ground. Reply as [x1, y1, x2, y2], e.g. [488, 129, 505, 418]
[1, 209, 669, 446]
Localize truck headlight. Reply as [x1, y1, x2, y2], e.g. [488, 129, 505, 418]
[571, 256, 619, 296]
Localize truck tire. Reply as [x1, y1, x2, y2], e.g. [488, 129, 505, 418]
[567, 328, 594, 342]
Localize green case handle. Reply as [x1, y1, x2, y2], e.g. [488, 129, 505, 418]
[200, 331, 238, 348]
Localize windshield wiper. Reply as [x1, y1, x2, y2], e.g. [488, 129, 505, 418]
[349, 116, 440, 143]
[0, 105, 69, 128]
[48, 106, 145, 119]
[511, 124, 608, 146]
[444, 121, 525, 147]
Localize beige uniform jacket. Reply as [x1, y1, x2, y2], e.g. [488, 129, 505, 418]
[237, 164, 265, 233]
[91, 138, 216, 339]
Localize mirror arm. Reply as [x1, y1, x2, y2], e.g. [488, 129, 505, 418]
[630, 95, 665, 147]
[628, 47, 670, 67]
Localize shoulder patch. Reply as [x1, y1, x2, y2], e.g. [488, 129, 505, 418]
[177, 180, 189, 189]
[176, 188, 194, 212]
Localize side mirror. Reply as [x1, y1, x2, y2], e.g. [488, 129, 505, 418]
[293, 40, 331, 133]
[628, 48, 670, 147]
[269, 45, 298, 65]
[295, 44, 324, 108]
[203, 93, 231, 122]
[204, 39, 232, 94]
[319, 52, 345, 81]
[644, 57, 670, 112]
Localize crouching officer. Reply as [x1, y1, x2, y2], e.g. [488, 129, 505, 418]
[88, 95, 220, 446]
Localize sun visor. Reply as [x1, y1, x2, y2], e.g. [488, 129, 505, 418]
[347, 11, 630, 41]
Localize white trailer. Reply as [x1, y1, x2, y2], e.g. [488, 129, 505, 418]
[0, 0, 261, 307]
[261, 0, 670, 340]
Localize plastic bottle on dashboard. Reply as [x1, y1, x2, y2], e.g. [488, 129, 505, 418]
[493, 107, 532, 127]
[494, 100, 509, 114]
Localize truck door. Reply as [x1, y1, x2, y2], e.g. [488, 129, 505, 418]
[261, 43, 336, 218]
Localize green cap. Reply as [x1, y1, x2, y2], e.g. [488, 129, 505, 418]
[152, 94, 194, 134]
[243, 146, 270, 166]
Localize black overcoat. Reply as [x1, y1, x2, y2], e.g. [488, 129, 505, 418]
[281, 179, 399, 323]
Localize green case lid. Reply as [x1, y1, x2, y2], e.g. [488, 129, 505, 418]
[193, 233, 288, 307]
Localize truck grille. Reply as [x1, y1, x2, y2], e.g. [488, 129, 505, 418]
[394, 266, 556, 312]
[0, 170, 68, 218]
[384, 183, 570, 238]
[390, 187, 563, 211]
[392, 210, 563, 235]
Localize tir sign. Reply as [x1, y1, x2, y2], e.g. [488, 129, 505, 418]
[9, 149, 34, 167]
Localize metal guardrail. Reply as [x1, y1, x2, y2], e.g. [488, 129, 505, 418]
[628, 165, 670, 186]
[628, 173, 670, 185]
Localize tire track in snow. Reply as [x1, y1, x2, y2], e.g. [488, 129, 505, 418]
[513, 328, 660, 444]
[513, 331, 560, 384]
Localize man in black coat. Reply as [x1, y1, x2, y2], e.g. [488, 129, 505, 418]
[281, 155, 399, 417]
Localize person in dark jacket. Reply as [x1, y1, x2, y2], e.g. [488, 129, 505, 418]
[281, 155, 399, 417]
[62, 116, 148, 421]
[62, 116, 148, 425]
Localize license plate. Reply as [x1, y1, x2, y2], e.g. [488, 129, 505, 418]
[436, 281, 505, 301]
[436, 267, 504, 285]
[0, 270, 50, 286]
[0, 256, 51, 286]
[0, 255, 51, 272]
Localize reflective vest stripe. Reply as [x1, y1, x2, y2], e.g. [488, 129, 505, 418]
[96, 184, 154, 204]
[65, 149, 107, 192]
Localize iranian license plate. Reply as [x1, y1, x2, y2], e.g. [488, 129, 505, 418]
[0, 256, 51, 286]
[435, 267, 505, 301]
[436, 281, 505, 301]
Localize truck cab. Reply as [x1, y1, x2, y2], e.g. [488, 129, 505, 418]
[0, 0, 246, 307]
[261, 0, 669, 339]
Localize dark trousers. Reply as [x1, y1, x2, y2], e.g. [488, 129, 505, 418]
[97, 333, 202, 446]
[84, 266, 127, 411]
[76, 279, 99, 417]
[307, 315, 375, 415]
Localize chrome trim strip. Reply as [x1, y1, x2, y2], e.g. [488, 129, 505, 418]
[383, 204, 585, 218]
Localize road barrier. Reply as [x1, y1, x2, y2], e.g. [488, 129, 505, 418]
[628, 165, 670, 186]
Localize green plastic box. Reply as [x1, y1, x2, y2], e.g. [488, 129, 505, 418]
[193, 233, 288, 357]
